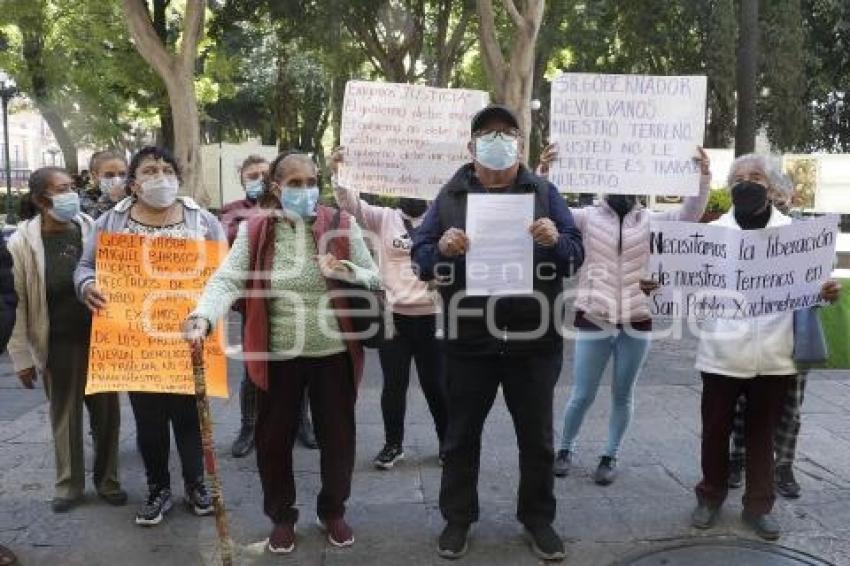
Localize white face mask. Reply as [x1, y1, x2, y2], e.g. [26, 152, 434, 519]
[139, 176, 180, 208]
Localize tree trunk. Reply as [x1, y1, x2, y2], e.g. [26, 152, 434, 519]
[37, 103, 79, 173]
[122, 0, 208, 204]
[20, 29, 79, 173]
[476, 0, 545, 162]
[735, 0, 759, 156]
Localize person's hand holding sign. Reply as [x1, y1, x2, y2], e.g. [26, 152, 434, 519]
[82, 282, 108, 313]
[439, 228, 470, 257]
[329, 146, 345, 175]
[639, 279, 661, 296]
[536, 143, 558, 178]
[694, 146, 711, 176]
[820, 280, 841, 303]
[530, 218, 559, 248]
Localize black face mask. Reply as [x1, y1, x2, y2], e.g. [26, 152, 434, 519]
[605, 195, 637, 217]
[731, 181, 768, 217]
[399, 198, 428, 218]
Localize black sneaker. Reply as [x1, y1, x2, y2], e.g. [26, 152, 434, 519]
[524, 524, 566, 562]
[438, 523, 469, 559]
[553, 450, 572, 478]
[185, 482, 214, 516]
[593, 456, 617, 486]
[374, 444, 405, 470]
[728, 458, 744, 488]
[135, 487, 173, 526]
[231, 424, 255, 458]
[775, 464, 801, 499]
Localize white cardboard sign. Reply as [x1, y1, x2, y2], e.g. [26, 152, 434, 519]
[549, 73, 707, 196]
[339, 81, 489, 199]
[648, 215, 839, 319]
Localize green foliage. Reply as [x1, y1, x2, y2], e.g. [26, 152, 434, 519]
[706, 188, 732, 213]
[761, 0, 809, 151]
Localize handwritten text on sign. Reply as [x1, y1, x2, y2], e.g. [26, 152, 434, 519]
[339, 81, 488, 199]
[648, 215, 838, 319]
[86, 233, 228, 397]
[549, 73, 707, 196]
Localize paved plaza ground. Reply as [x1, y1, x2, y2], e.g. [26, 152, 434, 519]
[2, 323, 850, 565]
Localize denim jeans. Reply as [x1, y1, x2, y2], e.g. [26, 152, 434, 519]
[559, 329, 651, 458]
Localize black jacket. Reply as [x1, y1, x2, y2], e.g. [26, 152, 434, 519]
[0, 234, 17, 350]
[412, 164, 584, 356]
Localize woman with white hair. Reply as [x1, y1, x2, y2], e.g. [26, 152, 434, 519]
[690, 153, 840, 541]
[726, 163, 821, 500]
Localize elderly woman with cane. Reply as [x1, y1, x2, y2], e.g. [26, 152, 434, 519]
[185, 152, 380, 555]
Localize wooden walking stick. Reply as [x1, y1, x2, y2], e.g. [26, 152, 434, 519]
[191, 344, 234, 566]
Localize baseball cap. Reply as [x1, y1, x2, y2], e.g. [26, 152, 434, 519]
[471, 104, 520, 134]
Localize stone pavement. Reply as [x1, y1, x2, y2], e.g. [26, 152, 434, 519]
[2, 325, 850, 566]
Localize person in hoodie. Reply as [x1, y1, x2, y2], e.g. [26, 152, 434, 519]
[412, 105, 584, 562]
[7, 167, 126, 514]
[329, 147, 447, 470]
[75, 146, 224, 527]
[690, 153, 840, 541]
[537, 144, 711, 485]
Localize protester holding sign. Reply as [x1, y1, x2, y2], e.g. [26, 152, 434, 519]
[330, 147, 447, 471]
[412, 105, 584, 562]
[75, 146, 225, 527]
[7, 167, 126, 514]
[725, 167, 836, 500]
[690, 153, 840, 541]
[185, 152, 381, 554]
[80, 150, 129, 219]
[538, 144, 710, 485]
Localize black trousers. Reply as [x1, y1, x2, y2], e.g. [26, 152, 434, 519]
[439, 350, 560, 529]
[378, 313, 447, 447]
[129, 392, 204, 490]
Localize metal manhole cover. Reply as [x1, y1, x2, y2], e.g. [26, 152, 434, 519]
[616, 540, 834, 566]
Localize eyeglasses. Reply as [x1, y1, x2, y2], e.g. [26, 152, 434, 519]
[474, 128, 521, 142]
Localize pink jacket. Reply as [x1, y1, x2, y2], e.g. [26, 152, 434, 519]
[571, 175, 710, 325]
[333, 183, 439, 316]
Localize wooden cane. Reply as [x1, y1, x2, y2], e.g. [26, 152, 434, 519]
[191, 344, 234, 566]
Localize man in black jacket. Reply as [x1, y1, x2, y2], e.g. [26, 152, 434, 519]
[412, 106, 584, 562]
[1, 232, 19, 566]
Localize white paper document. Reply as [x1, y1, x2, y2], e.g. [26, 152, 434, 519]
[465, 193, 535, 296]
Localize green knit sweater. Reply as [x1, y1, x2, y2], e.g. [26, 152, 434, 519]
[194, 219, 381, 357]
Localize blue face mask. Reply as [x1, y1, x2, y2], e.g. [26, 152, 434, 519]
[475, 133, 519, 171]
[245, 179, 264, 201]
[281, 186, 320, 218]
[47, 192, 81, 223]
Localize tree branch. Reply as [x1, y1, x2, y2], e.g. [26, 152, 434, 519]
[122, 0, 175, 79]
[500, 0, 525, 30]
[476, 0, 507, 99]
[180, 0, 205, 71]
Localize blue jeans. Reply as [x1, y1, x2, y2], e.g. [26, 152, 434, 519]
[559, 329, 651, 458]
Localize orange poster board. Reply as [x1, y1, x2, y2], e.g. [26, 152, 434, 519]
[86, 232, 228, 397]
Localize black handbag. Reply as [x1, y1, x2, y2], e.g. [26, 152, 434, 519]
[326, 209, 387, 348]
